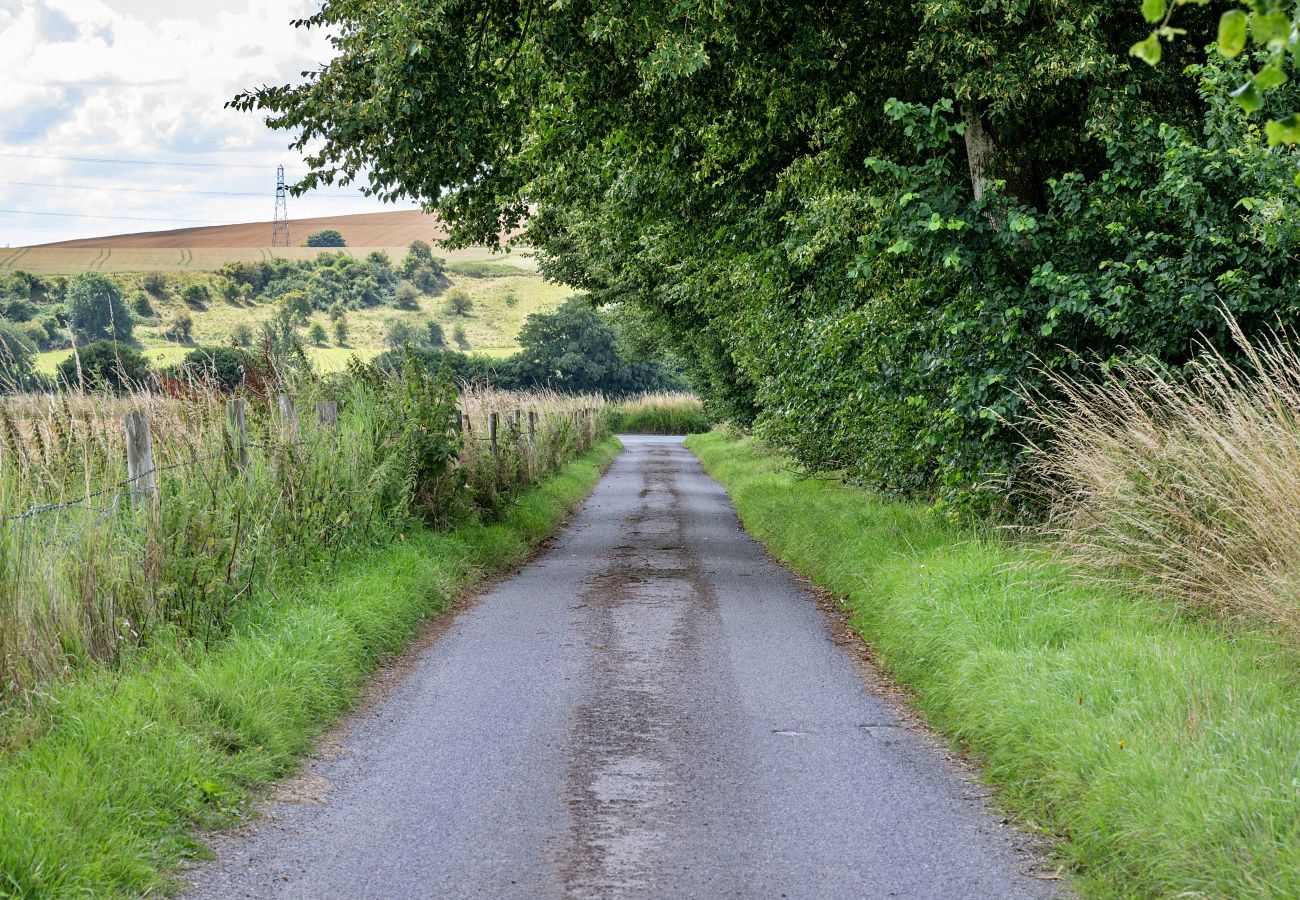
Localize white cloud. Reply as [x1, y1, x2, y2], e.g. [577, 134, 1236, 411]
[0, 1, 415, 245]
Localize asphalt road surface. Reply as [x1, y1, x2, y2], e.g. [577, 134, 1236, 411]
[188, 435, 1056, 900]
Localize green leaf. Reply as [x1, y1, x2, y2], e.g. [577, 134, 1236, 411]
[1129, 33, 1163, 66]
[1141, 0, 1166, 25]
[1250, 10, 1292, 49]
[1265, 114, 1300, 145]
[1218, 9, 1248, 58]
[1293, 171, 1300, 190]
[1255, 65, 1289, 91]
[1231, 80, 1264, 113]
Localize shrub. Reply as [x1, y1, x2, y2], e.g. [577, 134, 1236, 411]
[0, 321, 36, 387]
[501, 288, 518, 308]
[411, 264, 445, 294]
[333, 317, 349, 347]
[427, 321, 446, 348]
[444, 288, 473, 317]
[277, 291, 312, 325]
[2, 297, 37, 322]
[230, 324, 254, 347]
[308, 322, 328, 345]
[180, 283, 210, 308]
[385, 319, 424, 350]
[453, 324, 468, 349]
[65, 273, 133, 343]
[164, 311, 194, 344]
[178, 346, 250, 390]
[56, 341, 150, 393]
[394, 282, 422, 310]
[140, 272, 168, 297]
[129, 290, 153, 318]
[305, 229, 346, 247]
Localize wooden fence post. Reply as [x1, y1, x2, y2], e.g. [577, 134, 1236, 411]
[226, 398, 248, 472]
[489, 411, 499, 456]
[277, 395, 299, 446]
[123, 409, 157, 508]
[316, 401, 338, 429]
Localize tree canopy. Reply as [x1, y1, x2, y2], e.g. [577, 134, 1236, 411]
[236, 0, 1300, 510]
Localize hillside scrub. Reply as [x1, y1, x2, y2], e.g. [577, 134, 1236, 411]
[1028, 321, 1300, 639]
[0, 360, 612, 702]
[688, 430, 1300, 898]
[0, 437, 619, 897]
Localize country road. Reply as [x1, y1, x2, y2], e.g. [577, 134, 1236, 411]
[188, 436, 1057, 900]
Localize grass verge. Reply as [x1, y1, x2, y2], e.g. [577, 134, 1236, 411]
[687, 430, 1300, 899]
[0, 437, 620, 898]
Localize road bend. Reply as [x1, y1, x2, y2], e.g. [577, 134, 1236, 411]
[188, 435, 1056, 900]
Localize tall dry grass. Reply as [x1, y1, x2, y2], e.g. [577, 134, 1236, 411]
[1027, 318, 1300, 635]
[0, 376, 609, 702]
[610, 392, 710, 434]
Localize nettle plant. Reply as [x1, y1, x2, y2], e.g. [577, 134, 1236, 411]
[1135, 0, 1300, 155]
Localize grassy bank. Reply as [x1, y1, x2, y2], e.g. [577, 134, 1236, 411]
[0, 437, 619, 898]
[687, 430, 1300, 899]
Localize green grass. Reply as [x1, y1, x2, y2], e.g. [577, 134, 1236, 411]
[687, 430, 1300, 899]
[0, 437, 620, 898]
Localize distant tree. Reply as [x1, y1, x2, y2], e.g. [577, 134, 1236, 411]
[180, 283, 210, 307]
[444, 288, 473, 316]
[305, 229, 346, 247]
[327, 301, 347, 321]
[179, 346, 250, 391]
[385, 319, 425, 350]
[164, 310, 194, 343]
[401, 240, 434, 277]
[411, 264, 446, 294]
[129, 290, 154, 318]
[333, 317, 349, 347]
[308, 322, 328, 345]
[57, 341, 150, 393]
[394, 282, 422, 310]
[277, 290, 312, 325]
[426, 321, 446, 348]
[230, 323, 254, 347]
[452, 324, 468, 349]
[0, 321, 36, 388]
[65, 272, 133, 343]
[512, 297, 684, 395]
[21, 320, 52, 352]
[140, 272, 168, 297]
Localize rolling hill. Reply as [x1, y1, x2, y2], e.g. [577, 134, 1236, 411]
[33, 209, 446, 250]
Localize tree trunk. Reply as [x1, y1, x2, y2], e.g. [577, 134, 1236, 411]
[962, 103, 997, 202]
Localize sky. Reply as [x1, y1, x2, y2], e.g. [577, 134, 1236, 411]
[0, 0, 419, 246]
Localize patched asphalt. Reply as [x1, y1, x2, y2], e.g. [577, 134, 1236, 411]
[186, 435, 1059, 899]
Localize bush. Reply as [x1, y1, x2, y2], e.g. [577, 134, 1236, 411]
[308, 322, 328, 345]
[65, 273, 133, 343]
[230, 324, 254, 347]
[180, 283, 210, 308]
[305, 229, 346, 247]
[411, 264, 445, 294]
[427, 321, 445, 348]
[333, 317, 349, 347]
[164, 311, 194, 344]
[444, 289, 473, 317]
[452, 324, 468, 349]
[2, 297, 37, 322]
[178, 346, 251, 391]
[394, 282, 422, 310]
[129, 290, 153, 318]
[0, 321, 36, 388]
[56, 341, 150, 392]
[385, 319, 424, 350]
[140, 272, 168, 297]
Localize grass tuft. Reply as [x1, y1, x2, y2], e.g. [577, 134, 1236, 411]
[610, 392, 710, 434]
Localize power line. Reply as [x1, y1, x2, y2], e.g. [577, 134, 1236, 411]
[0, 208, 221, 224]
[0, 150, 305, 170]
[0, 179, 373, 199]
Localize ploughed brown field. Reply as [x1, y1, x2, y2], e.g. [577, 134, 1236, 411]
[33, 210, 445, 250]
